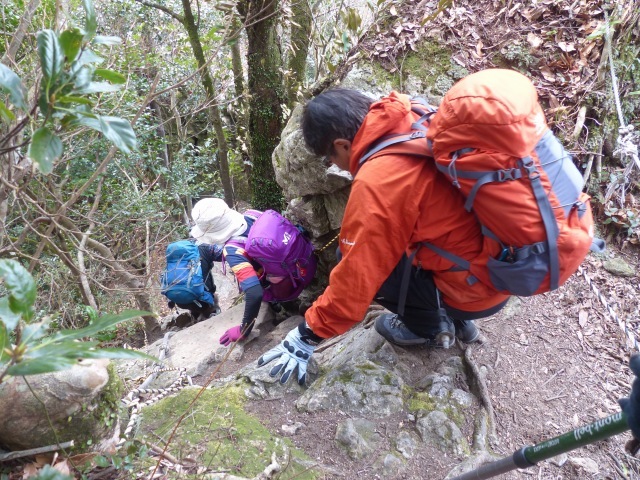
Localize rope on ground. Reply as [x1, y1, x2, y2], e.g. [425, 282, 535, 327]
[578, 265, 640, 354]
[604, 10, 640, 177]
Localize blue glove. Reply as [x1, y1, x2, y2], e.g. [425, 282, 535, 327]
[619, 354, 640, 440]
[257, 321, 321, 385]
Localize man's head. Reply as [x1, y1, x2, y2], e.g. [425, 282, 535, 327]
[301, 89, 373, 170]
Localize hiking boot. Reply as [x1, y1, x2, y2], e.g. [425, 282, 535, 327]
[375, 313, 428, 345]
[453, 319, 481, 343]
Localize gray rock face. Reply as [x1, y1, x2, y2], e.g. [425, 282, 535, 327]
[118, 301, 274, 385]
[296, 326, 406, 416]
[274, 105, 352, 203]
[0, 359, 120, 451]
[416, 410, 469, 456]
[334, 418, 380, 460]
[297, 360, 405, 416]
[395, 430, 420, 459]
[603, 257, 635, 277]
[374, 453, 405, 477]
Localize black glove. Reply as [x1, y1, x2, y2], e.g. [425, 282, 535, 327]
[619, 354, 640, 440]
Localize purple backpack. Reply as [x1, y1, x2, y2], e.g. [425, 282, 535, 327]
[227, 210, 317, 302]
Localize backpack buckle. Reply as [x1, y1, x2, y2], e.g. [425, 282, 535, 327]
[521, 157, 540, 180]
[409, 131, 425, 139]
[497, 168, 522, 182]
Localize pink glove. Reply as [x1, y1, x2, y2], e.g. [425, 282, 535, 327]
[220, 325, 245, 346]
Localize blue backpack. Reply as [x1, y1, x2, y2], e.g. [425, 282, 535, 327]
[160, 240, 214, 305]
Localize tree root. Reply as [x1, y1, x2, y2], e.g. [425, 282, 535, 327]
[462, 344, 498, 448]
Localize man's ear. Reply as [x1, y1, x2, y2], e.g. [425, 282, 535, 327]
[333, 138, 351, 152]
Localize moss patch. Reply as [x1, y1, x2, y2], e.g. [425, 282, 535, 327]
[372, 41, 468, 95]
[135, 385, 317, 479]
[406, 391, 437, 415]
[68, 361, 124, 451]
[406, 389, 464, 428]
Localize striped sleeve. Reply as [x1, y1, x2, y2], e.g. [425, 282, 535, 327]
[222, 244, 261, 291]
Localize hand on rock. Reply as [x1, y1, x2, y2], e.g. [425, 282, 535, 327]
[257, 322, 319, 385]
[219, 325, 245, 346]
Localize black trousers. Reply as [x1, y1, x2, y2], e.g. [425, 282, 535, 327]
[375, 256, 507, 337]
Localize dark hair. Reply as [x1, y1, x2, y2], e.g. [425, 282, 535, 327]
[301, 89, 374, 156]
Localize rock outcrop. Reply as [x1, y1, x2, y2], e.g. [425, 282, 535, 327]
[0, 359, 121, 451]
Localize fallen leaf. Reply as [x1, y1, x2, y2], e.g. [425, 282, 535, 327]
[22, 464, 38, 480]
[34, 455, 52, 467]
[68, 452, 99, 468]
[527, 33, 543, 48]
[558, 41, 576, 52]
[540, 66, 556, 83]
[53, 460, 71, 476]
[579, 310, 588, 327]
[476, 40, 484, 57]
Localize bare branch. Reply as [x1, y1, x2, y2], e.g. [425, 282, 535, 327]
[135, 0, 185, 24]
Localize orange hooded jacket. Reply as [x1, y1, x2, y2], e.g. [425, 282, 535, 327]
[305, 92, 509, 339]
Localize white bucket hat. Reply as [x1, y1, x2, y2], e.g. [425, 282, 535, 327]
[189, 198, 247, 245]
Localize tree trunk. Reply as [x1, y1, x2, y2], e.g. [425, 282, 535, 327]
[229, 14, 253, 197]
[1, 0, 41, 67]
[181, 0, 235, 208]
[238, 0, 285, 211]
[170, 91, 191, 224]
[286, 0, 312, 107]
[149, 99, 170, 189]
[230, 15, 246, 102]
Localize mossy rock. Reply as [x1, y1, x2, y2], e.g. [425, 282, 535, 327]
[135, 385, 318, 479]
[0, 359, 122, 451]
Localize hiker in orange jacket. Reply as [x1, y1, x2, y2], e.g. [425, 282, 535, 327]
[257, 85, 511, 385]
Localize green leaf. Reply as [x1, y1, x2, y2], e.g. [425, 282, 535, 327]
[0, 64, 27, 110]
[0, 322, 9, 363]
[74, 81, 122, 94]
[53, 310, 150, 341]
[629, 91, 640, 96]
[94, 69, 126, 84]
[30, 465, 74, 480]
[74, 115, 137, 153]
[37, 30, 64, 87]
[93, 35, 122, 45]
[0, 259, 36, 319]
[76, 49, 104, 66]
[71, 347, 157, 362]
[0, 100, 15, 122]
[6, 356, 78, 376]
[22, 320, 51, 343]
[72, 66, 92, 91]
[83, 0, 97, 41]
[59, 28, 84, 62]
[26, 341, 99, 359]
[0, 297, 21, 331]
[27, 127, 63, 174]
[56, 95, 94, 105]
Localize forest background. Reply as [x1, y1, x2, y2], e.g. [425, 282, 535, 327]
[0, 0, 639, 457]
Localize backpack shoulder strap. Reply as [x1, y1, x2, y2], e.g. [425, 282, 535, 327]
[358, 108, 437, 169]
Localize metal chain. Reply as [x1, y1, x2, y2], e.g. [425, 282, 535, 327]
[578, 265, 640, 353]
[116, 366, 190, 449]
